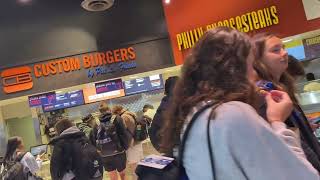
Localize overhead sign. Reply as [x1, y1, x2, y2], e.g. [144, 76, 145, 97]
[0, 47, 137, 94]
[303, 35, 320, 59]
[33, 47, 136, 78]
[1, 66, 33, 94]
[176, 5, 279, 51]
[162, 0, 320, 65]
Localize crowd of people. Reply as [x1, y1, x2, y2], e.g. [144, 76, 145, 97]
[2, 27, 320, 180]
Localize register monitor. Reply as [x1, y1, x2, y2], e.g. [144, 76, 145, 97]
[30, 144, 48, 156]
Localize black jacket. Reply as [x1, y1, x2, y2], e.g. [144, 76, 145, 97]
[149, 95, 172, 151]
[49, 127, 87, 180]
[89, 113, 130, 156]
[258, 100, 320, 172]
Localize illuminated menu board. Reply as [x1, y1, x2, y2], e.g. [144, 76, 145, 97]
[83, 79, 125, 104]
[28, 92, 56, 107]
[95, 79, 124, 94]
[42, 90, 84, 112]
[124, 74, 164, 95]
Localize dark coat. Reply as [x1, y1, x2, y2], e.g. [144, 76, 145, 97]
[258, 100, 320, 172]
[49, 128, 87, 180]
[149, 95, 172, 151]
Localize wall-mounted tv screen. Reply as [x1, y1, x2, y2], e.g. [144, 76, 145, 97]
[286, 45, 306, 60]
[123, 74, 164, 95]
[83, 79, 125, 104]
[42, 90, 84, 112]
[28, 92, 56, 107]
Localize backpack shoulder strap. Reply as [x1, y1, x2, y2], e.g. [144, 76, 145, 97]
[15, 152, 27, 162]
[207, 110, 216, 180]
[110, 115, 117, 124]
[178, 100, 217, 164]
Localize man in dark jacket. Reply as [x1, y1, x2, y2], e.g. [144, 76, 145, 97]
[49, 118, 103, 180]
[149, 76, 178, 152]
[90, 102, 129, 180]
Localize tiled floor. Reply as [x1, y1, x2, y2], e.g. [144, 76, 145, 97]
[38, 139, 159, 180]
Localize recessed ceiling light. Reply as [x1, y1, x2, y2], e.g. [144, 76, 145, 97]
[17, 0, 32, 4]
[164, 0, 170, 4]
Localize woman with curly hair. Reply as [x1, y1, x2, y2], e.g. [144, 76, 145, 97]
[160, 27, 318, 180]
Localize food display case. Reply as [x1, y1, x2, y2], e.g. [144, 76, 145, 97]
[296, 79, 320, 139]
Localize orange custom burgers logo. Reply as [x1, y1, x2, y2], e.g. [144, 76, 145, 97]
[1, 66, 33, 94]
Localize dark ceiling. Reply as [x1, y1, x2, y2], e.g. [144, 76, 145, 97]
[0, 0, 169, 69]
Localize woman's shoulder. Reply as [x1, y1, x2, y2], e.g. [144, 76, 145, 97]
[214, 101, 265, 128]
[217, 101, 257, 116]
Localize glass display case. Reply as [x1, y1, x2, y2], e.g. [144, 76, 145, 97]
[296, 79, 320, 139]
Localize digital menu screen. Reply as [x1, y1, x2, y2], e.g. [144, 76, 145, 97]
[95, 79, 124, 94]
[83, 79, 125, 104]
[124, 74, 164, 95]
[28, 92, 56, 107]
[42, 90, 84, 112]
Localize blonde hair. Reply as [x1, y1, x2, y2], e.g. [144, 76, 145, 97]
[98, 102, 111, 113]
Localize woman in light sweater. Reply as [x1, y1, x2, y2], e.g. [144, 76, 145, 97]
[160, 27, 319, 180]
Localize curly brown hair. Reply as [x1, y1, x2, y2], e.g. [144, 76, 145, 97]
[252, 33, 298, 104]
[160, 27, 256, 153]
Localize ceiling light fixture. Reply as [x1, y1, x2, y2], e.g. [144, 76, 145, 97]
[17, 0, 32, 5]
[282, 39, 292, 43]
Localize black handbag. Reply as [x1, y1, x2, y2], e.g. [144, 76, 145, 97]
[135, 100, 216, 180]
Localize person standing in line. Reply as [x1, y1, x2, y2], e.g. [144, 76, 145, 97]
[3, 136, 42, 179]
[90, 102, 129, 180]
[50, 118, 103, 180]
[304, 73, 320, 92]
[136, 104, 154, 127]
[112, 105, 143, 180]
[149, 76, 179, 153]
[78, 114, 96, 138]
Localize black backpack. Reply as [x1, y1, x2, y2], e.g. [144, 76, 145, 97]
[96, 115, 125, 156]
[70, 139, 103, 180]
[0, 153, 27, 180]
[126, 112, 149, 142]
[135, 100, 216, 180]
[134, 116, 149, 142]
